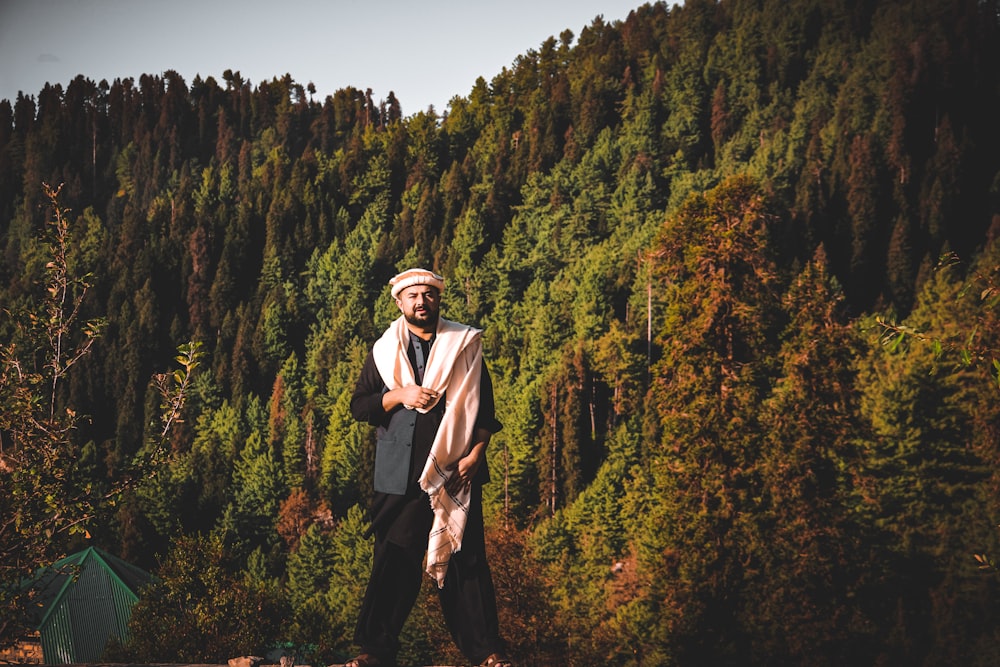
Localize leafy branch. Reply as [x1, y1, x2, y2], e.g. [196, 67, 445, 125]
[38, 183, 106, 419]
[152, 341, 204, 442]
[974, 550, 997, 572]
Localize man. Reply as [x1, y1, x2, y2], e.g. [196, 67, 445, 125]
[346, 268, 512, 667]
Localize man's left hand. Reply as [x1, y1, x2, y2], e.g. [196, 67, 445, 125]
[445, 442, 485, 494]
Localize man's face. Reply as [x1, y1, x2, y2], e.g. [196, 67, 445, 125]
[395, 284, 440, 330]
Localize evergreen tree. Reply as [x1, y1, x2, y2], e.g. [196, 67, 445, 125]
[639, 176, 783, 663]
[219, 428, 287, 562]
[750, 249, 879, 664]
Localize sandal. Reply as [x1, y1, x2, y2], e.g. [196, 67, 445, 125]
[344, 654, 394, 667]
[478, 654, 512, 667]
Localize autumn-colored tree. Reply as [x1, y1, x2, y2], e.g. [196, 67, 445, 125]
[639, 176, 783, 663]
[749, 250, 880, 664]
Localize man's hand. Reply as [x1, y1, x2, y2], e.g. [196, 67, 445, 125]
[445, 432, 490, 495]
[384, 385, 439, 411]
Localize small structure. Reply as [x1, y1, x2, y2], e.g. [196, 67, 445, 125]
[27, 546, 154, 664]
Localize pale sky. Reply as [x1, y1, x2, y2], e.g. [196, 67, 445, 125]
[0, 0, 647, 117]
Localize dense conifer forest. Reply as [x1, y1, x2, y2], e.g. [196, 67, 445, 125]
[3, 0, 1000, 664]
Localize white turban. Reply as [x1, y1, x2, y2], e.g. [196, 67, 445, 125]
[389, 268, 445, 299]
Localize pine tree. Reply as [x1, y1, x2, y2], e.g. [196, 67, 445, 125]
[639, 176, 783, 663]
[750, 249, 879, 664]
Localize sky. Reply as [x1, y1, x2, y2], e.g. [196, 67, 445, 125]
[0, 0, 647, 117]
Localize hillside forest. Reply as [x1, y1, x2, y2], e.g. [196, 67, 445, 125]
[3, 0, 1000, 664]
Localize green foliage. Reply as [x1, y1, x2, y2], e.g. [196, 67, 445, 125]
[118, 533, 288, 663]
[320, 505, 374, 660]
[319, 378, 372, 510]
[218, 428, 287, 561]
[2, 0, 1000, 662]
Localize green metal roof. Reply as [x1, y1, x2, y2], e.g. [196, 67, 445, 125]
[28, 546, 154, 664]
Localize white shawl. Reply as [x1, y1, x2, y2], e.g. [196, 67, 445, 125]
[372, 315, 483, 587]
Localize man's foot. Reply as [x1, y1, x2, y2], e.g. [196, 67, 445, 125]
[343, 653, 394, 667]
[478, 653, 512, 667]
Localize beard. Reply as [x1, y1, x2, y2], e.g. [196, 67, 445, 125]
[404, 308, 439, 330]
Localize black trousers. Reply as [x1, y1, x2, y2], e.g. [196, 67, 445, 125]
[354, 485, 505, 664]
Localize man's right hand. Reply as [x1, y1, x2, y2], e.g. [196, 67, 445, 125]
[383, 385, 439, 411]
